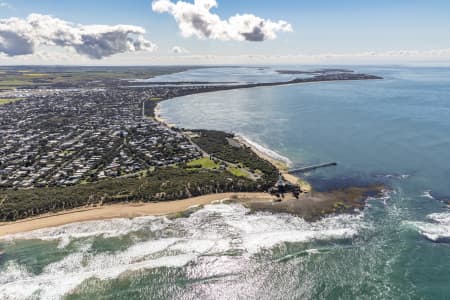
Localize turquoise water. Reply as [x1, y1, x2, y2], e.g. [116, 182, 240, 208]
[1, 66, 450, 299]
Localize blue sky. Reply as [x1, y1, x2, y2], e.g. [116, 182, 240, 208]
[1, 0, 450, 65]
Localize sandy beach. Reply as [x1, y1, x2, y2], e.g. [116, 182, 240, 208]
[154, 103, 176, 127]
[0, 184, 384, 237]
[233, 135, 312, 192]
[153, 103, 164, 123]
[0, 192, 275, 237]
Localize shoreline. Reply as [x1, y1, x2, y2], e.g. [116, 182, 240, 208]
[154, 104, 311, 191]
[154, 103, 175, 128]
[0, 73, 381, 236]
[0, 192, 275, 237]
[236, 136, 312, 192]
[0, 81, 309, 237]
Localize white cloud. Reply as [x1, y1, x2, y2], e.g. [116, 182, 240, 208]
[0, 2, 10, 8]
[171, 45, 189, 53]
[0, 14, 157, 59]
[2, 46, 450, 66]
[152, 0, 292, 42]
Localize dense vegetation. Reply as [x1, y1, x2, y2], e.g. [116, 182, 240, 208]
[0, 167, 259, 222]
[191, 130, 279, 187]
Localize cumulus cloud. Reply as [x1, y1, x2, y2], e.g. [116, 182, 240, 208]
[0, 14, 157, 59]
[152, 0, 292, 42]
[171, 45, 189, 53]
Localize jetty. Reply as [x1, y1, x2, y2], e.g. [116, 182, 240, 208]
[288, 162, 337, 174]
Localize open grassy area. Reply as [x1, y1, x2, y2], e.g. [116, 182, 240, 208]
[186, 157, 220, 169]
[227, 167, 249, 178]
[23, 73, 47, 77]
[0, 79, 35, 87]
[0, 98, 23, 105]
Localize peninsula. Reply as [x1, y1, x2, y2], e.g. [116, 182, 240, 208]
[0, 66, 384, 236]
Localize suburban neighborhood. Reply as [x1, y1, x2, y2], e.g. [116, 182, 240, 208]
[0, 88, 203, 189]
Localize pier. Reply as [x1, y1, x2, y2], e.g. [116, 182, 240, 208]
[288, 162, 337, 174]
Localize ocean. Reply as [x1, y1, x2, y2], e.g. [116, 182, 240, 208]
[1, 66, 450, 299]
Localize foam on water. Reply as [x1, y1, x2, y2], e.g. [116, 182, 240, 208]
[1, 215, 170, 248]
[420, 190, 435, 200]
[376, 173, 410, 180]
[406, 212, 450, 242]
[0, 238, 193, 300]
[0, 261, 32, 285]
[219, 205, 363, 254]
[0, 203, 367, 299]
[366, 189, 394, 207]
[178, 204, 365, 255]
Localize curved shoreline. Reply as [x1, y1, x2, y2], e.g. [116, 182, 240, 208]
[233, 135, 312, 192]
[156, 100, 311, 191]
[0, 72, 383, 236]
[0, 81, 306, 237]
[0, 193, 275, 237]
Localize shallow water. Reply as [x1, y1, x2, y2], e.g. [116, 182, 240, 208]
[1, 205, 368, 299]
[2, 66, 450, 299]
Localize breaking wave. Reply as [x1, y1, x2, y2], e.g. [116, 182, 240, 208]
[374, 173, 410, 180]
[1, 204, 366, 299]
[406, 212, 450, 242]
[420, 190, 435, 200]
[1, 216, 169, 249]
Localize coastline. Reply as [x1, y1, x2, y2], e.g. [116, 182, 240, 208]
[154, 96, 312, 193]
[0, 192, 275, 237]
[233, 135, 312, 192]
[0, 84, 308, 237]
[154, 103, 175, 128]
[0, 74, 383, 236]
[154, 103, 311, 191]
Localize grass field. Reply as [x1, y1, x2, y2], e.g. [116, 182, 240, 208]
[227, 167, 249, 178]
[23, 73, 47, 77]
[187, 157, 220, 169]
[0, 79, 35, 87]
[0, 98, 23, 105]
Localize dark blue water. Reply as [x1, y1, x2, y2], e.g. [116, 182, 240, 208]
[161, 67, 450, 193]
[159, 66, 450, 298]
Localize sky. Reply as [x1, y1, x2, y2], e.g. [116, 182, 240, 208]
[0, 0, 450, 65]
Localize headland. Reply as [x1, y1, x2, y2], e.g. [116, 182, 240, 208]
[0, 66, 384, 236]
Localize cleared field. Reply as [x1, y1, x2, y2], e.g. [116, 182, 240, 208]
[0, 79, 35, 86]
[0, 98, 23, 105]
[23, 73, 47, 77]
[227, 167, 249, 178]
[187, 157, 220, 169]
